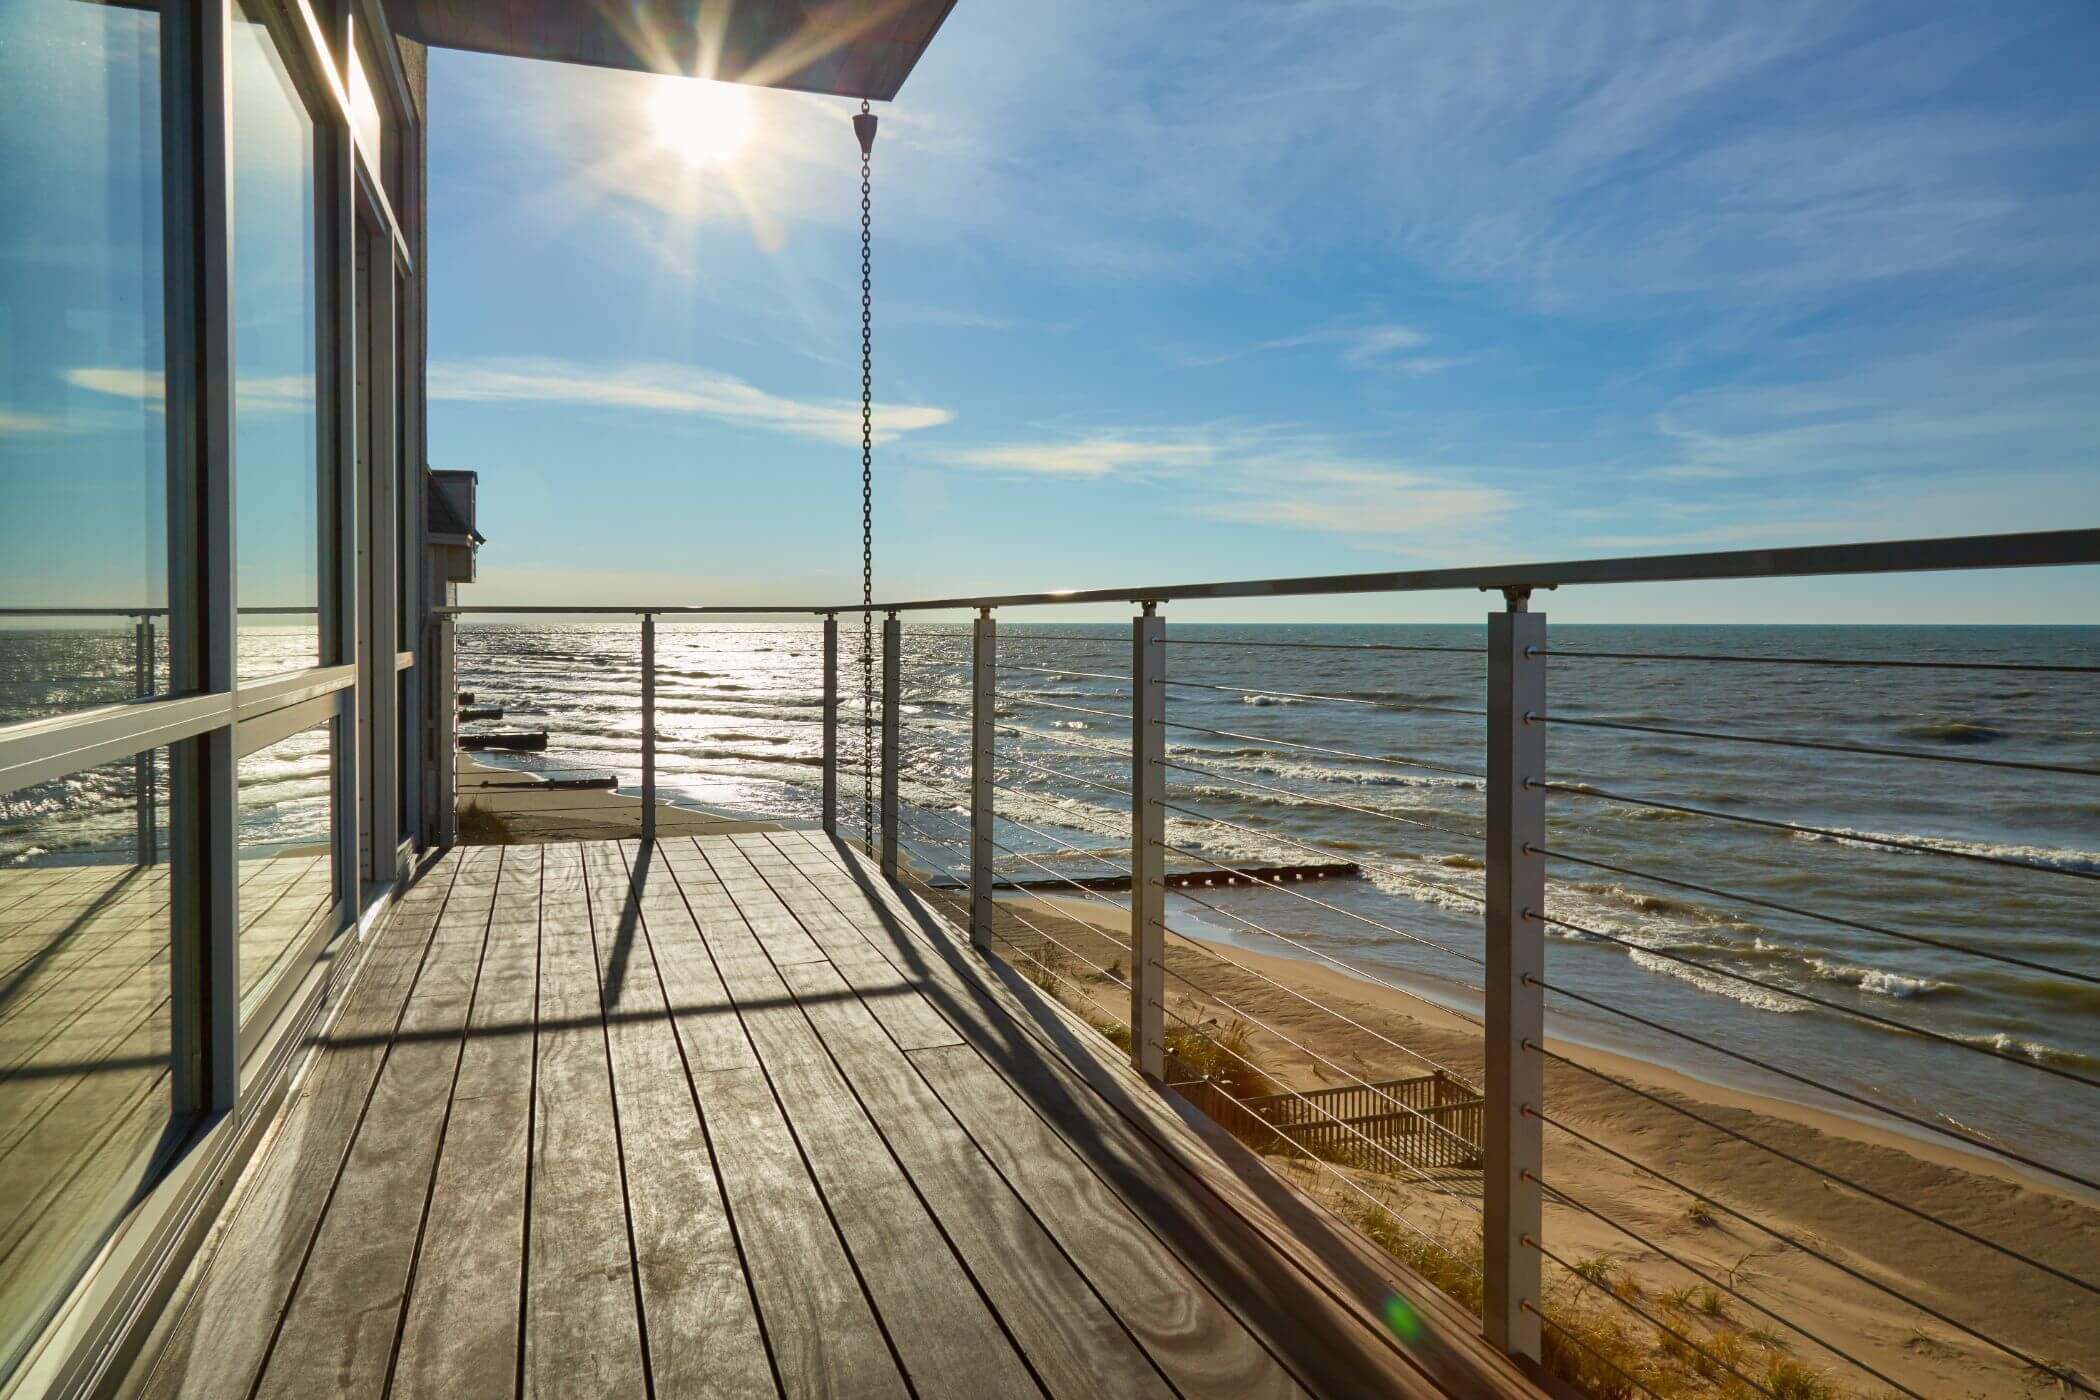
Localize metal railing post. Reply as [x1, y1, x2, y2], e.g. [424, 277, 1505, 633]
[880, 611, 900, 880]
[1130, 604, 1166, 1080]
[435, 613, 457, 847]
[134, 615, 158, 864]
[970, 608, 995, 949]
[641, 611, 657, 846]
[822, 614, 839, 836]
[1484, 593, 1546, 1361]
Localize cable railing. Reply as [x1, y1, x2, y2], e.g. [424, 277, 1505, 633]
[431, 526, 2100, 1398]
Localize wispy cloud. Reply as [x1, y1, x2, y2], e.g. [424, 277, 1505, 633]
[1178, 320, 1431, 370]
[933, 421, 1513, 540]
[938, 435, 1212, 477]
[0, 408, 65, 435]
[428, 357, 951, 445]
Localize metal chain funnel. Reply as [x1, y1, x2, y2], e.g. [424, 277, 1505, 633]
[855, 101, 877, 847]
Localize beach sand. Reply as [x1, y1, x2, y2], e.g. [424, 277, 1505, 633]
[940, 887, 2097, 1398]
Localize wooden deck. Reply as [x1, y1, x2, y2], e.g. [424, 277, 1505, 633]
[129, 833, 1541, 1399]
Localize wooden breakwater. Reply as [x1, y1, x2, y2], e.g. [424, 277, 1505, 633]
[929, 860, 1361, 893]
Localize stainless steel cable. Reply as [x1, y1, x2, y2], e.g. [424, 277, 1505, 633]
[1528, 975, 2100, 1194]
[1001, 757, 1132, 803]
[1158, 963, 1484, 1164]
[1002, 694, 1130, 725]
[1154, 799, 1489, 917]
[1159, 754, 1481, 845]
[1526, 1236, 1781, 1400]
[1542, 712, 2100, 779]
[1143, 871, 1486, 1032]
[1525, 1038, 2099, 1297]
[993, 723, 1130, 758]
[997, 662, 1133, 684]
[1154, 834, 1484, 968]
[1528, 1172, 1922, 1396]
[1530, 1103, 2095, 1386]
[1534, 844, 2100, 986]
[1161, 637, 1485, 657]
[1542, 780, 2098, 883]
[1156, 719, 1487, 782]
[1161, 677, 1484, 720]
[1533, 909, 2100, 1090]
[1543, 647, 2100, 675]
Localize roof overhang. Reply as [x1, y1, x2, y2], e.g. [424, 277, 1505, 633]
[381, 0, 957, 101]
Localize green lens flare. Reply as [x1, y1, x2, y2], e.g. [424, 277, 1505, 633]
[1383, 1293, 1422, 1342]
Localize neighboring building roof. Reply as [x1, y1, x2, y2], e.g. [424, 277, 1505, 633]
[381, 0, 957, 101]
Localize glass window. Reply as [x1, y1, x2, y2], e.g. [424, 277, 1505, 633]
[0, 0, 168, 723]
[0, 745, 177, 1375]
[236, 719, 337, 1030]
[231, 0, 321, 681]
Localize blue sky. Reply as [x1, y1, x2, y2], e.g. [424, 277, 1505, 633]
[424, 0, 2100, 622]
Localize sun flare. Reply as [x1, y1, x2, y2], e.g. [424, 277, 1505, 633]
[649, 78, 754, 167]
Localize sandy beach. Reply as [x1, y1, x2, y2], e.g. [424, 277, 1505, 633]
[960, 889, 2099, 1398]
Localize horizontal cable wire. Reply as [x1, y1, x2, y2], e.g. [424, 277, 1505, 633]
[1542, 712, 2100, 779]
[1531, 1104, 2096, 1385]
[1145, 872, 1486, 1032]
[995, 633, 1127, 646]
[1162, 677, 1484, 720]
[1191, 1062, 1487, 1285]
[1525, 1040, 2099, 1298]
[988, 898, 1134, 992]
[1528, 1173, 1920, 1396]
[1159, 755, 1481, 845]
[1528, 976, 2100, 1194]
[1526, 1236, 1780, 1400]
[997, 662, 1133, 684]
[1159, 963, 1483, 1164]
[1543, 647, 2100, 675]
[1154, 833, 1484, 968]
[1534, 844, 2100, 987]
[1003, 694, 1132, 725]
[1149, 998, 1485, 1217]
[1155, 798, 1489, 918]
[999, 757, 1132, 803]
[994, 723, 1130, 759]
[1524, 1305, 1665, 1400]
[984, 836, 1133, 920]
[1542, 780, 2098, 884]
[1156, 719, 1486, 782]
[1532, 910, 2100, 1091]
[1162, 636, 1485, 657]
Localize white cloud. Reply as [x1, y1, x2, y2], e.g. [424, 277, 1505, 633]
[938, 436, 1212, 477]
[428, 357, 951, 445]
[1178, 320, 1431, 371]
[0, 408, 64, 435]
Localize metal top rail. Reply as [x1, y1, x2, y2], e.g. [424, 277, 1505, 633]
[427, 527, 2099, 618]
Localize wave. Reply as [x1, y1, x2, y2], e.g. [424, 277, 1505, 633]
[1952, 1031, 2100, 1072]
[1790, 826, 2100, 875]
[1240, 694, 1308, 707]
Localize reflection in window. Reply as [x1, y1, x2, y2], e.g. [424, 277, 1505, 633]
[0, 747, 177, 1375]
[0, 1, 168, 724]
[231, 0, 321, 681]
[237, 719, 337, 1029]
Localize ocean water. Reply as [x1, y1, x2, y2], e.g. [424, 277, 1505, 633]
[452, 620, 2100, 1173]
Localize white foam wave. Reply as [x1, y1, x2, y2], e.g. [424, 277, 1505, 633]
[1790, 826, 2100, 875]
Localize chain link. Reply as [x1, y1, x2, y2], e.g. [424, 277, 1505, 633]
[859, 101, 875, 847]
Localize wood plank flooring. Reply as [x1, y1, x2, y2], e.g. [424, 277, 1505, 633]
[130, 835, 1542, 1399]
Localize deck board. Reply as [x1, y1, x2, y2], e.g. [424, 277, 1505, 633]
[133, 836, 1543, 1400]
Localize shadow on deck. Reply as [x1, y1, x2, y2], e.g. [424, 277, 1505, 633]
[125, 834, 1543, 1398]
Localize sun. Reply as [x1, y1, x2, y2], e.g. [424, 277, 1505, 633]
[649, 78, 754, 167]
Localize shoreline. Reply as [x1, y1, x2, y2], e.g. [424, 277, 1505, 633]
[1123, 893, 2094, 1208]
[1001, 890, 2099, 1395]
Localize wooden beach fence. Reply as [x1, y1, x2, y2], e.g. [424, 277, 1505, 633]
[1173, 1070, 1485, 1172]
